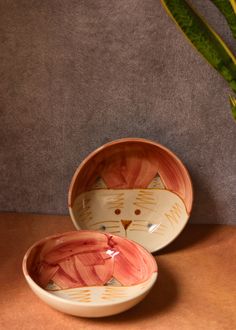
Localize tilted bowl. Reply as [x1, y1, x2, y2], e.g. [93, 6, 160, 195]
[22, 230, 157, 317]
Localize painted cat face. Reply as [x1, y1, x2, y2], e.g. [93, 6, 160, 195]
[72, 175, 189, 252]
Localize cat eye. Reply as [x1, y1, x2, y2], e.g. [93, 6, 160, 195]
[114, 209, 121, 215]
[134, 209, 141, 215]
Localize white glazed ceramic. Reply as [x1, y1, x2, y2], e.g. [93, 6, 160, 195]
[22, 230, 157, 317]
[68, 138, 193, 252]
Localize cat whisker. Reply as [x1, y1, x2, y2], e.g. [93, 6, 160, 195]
[131, 224, 147, 227]
[151, 222, 167, 228]
[133, 220, 148, 223]
[94, 226, 120, 231]
[93, 220, 120, 222]
[132, 220, 148, 223]
[89, 221, 120, 227]
[129, 229, 147, 232]
[129, 228, 164, 236]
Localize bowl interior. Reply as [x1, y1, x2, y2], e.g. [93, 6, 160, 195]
[69, 139, 193, 252]
[25, 230, 157, 305]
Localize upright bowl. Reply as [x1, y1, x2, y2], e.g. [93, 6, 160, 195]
[68, 138, 193, 253]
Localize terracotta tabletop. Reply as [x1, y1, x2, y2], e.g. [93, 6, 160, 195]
[0, 213, 235, 330]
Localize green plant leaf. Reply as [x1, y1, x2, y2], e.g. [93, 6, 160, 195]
[160, 0, 236, 94]
[230, 0, 236, 14]
[230, 95, 236, 119]
[210, 0, 236, 39]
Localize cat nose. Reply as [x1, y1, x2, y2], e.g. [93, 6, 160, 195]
[121, 220, 132, 230]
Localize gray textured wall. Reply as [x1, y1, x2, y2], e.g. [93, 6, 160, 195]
[0, 1, 235, 224]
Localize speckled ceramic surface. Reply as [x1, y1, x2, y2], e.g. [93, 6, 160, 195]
[69, 138, 193, 252]
[22, 230, 157, 317]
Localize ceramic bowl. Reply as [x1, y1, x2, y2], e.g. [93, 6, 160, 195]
[22, 230, 157, 317]
[68, 138, 193, 253]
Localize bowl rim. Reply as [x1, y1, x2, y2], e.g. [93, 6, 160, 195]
[22, 229, 158, 307]
[68, 137, 193, 211]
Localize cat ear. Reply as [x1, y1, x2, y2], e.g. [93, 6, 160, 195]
[148, 175, 165, 189]
[92, 175, 165, 190]
[91, 177, 107, 189]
